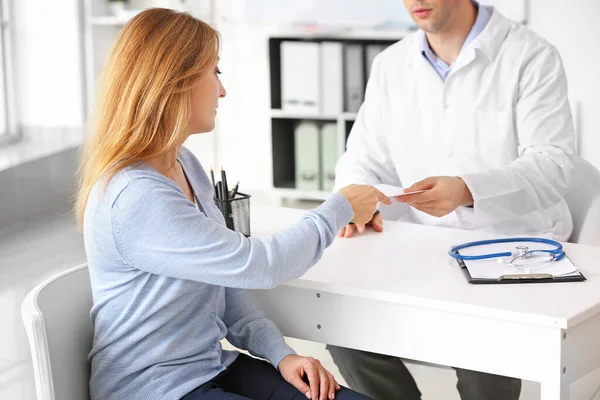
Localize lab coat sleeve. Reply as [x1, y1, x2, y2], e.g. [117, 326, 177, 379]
[333, 55, 402, 192]
[458, 45, 575, 227]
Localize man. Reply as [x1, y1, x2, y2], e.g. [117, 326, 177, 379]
[328, 0, 576, 399]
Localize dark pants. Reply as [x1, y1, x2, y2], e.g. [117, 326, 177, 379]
[181, 354, 372, 400]
[326, 345, 522, 400]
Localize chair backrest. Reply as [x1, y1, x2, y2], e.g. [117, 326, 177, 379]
[21, 264, 93, 400]
[564, 156, 600, 245]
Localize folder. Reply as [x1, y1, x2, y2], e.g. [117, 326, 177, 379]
[294, 121, 320, 191]
[320, 123, 338, 192]
[365, 44, 387, 79]
[344, 44, 365, 113]
[281, 41, 320, 115]
[320, 42, 343, 115]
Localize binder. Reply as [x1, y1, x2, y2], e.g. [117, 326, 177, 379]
[294, 121, 320, 191]
[344, 44, 364, 113]
[281, 41, 320, 114]
[320, 42, 343, 115]
[320, 122, 338, 192]
[365, 44, 387, 79]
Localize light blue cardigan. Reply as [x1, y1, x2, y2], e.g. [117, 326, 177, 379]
[84, 147, 353, 400]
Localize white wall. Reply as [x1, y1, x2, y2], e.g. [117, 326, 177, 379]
[9, 0, 599, 184]
[527, 0, 600, 168]
[13, 0, 84, 128]
[220, 0, 525, 26]
[204, 22, 273, 192]
[213, 0, 600, 196]
[10, 0, 212, 131]
[220, 0, 411, 26]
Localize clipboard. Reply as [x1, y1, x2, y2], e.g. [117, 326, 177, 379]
[456, 256, 587, 285]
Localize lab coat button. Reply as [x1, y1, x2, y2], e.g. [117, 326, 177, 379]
[210, 312, 216, 319]
[444, 104, 449, 109]
[448, 151, 454, 158]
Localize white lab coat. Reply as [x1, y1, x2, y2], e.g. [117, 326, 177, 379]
[334, 7, 575, 241]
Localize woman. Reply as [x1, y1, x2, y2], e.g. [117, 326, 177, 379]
[75, 8, 389, 400]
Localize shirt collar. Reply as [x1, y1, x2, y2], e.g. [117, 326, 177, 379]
[469, 6, 511, 63]
[462, 1, 491, 51]
[417, 2, 508, 64]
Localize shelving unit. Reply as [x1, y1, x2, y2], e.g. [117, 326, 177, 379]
[268, 31, 406, 200]
[270, 109, 339, 121]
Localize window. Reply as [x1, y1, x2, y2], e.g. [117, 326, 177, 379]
[0, 0, 17, 145]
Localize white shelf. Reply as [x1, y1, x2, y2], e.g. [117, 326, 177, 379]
[270, 110, 338, 121]
[268, 25, 412, 41]
[270, 110, 358, 121]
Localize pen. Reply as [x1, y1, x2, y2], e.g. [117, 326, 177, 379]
[210, 167, 216, 194]
[228, 181, 239, 199]
[221, 168, 234, 229]
[216, 181, 223, 201]
[221, 168, 229, 199]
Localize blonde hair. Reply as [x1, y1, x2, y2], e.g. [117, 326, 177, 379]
[75, 8, 220, 226]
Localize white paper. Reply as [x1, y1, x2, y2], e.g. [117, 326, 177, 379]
[457, 240, 581, 280]
[375, 184, 426, 197]
[309, 184, 426, 201]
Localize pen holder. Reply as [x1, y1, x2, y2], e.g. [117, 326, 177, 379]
[214, 192, 251, 237]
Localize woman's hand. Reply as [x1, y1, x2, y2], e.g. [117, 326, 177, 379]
[338, 209, 383, 238]
[278, 354, 341, 400]
[338, 184, 390, 224]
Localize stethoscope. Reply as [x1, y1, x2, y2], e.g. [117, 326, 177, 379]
[448, 238, 565, 269]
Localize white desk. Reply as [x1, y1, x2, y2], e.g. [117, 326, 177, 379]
[249, 205, 600, 400]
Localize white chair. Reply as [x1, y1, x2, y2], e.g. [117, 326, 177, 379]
[21, 264, 93, 400]
[564, 156, 600, 245]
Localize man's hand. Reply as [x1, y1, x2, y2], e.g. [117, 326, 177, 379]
[278, 354, 340, 399]
[338, 210, 383, 238]
[396, 176, 474, 217]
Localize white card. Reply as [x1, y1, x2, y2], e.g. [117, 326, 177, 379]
[375, 184, 427, 197]
[309, 184, 427, 201]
